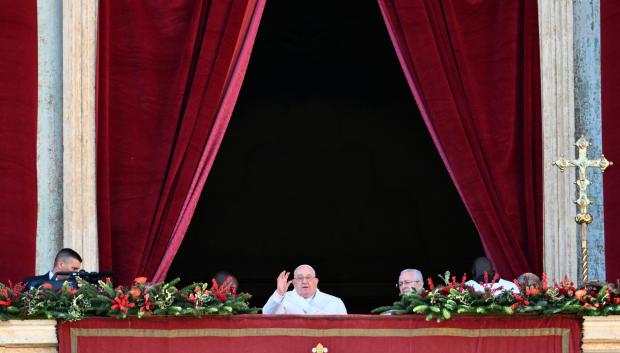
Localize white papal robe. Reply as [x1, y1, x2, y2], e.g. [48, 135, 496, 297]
[262, 288, 347, 315]
[465, 278, 520, 296]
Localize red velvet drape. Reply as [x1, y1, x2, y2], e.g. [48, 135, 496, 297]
[378, 0, 543, 279]
[97, 0, 265, 285]
[601, 0, 620, 281]
[59, 315, 583, 353]
[0, 0, 38, 283]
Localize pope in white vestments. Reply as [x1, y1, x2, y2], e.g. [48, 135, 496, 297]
[262, 264, 347, 315]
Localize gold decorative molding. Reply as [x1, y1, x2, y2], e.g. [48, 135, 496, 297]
[312, 343, 328, 353]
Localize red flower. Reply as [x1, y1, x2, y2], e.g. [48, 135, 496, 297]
[129, 287, 141, 299]
[460, 273, 467, 291]
[513, 279, 522, 292]
[111, 293, 135, 314]
[439, 287, 450, 296]
[0, 288, 10, 307]
[562, 275, 570, 288]
[575, 289, 588, 300]
[134, 277, 147, 285]
[185, 293, 197, 303]
[211, 278, 231, 303]
[8, 281, 24, 301]
[483, 272, 489, 284]
[215, 292, 227, 303]
[41, 283, 53, 290]
[526, 287, 540, 296]
[541, 273, 547, 290]
[492, 273, 499, 284]
[427, 278, 435, 291]
[491, 285, 504, 294]
[139, 293, 153, 314]
[613, 297, 620, 304]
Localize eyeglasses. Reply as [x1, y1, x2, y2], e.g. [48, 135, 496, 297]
[293, 276, 316, 282]
[396, 280, 423, 288]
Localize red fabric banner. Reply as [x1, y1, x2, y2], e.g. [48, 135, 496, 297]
[377, 0, 543, 279]
[0, 0, 38, 283]
[601, 0, 620, 282]
[58, 315, 581, 353]
[97, 0, 265, 285]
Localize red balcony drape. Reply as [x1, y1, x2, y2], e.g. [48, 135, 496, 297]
[377, 0, 543, 279]
[0, 0, 38, 283]
[97, 0, 265, 285]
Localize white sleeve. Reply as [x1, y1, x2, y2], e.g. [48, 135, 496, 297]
[262, 290, 286, 314]
[330, 298, 347, 315]
[313, 297, 347, 315]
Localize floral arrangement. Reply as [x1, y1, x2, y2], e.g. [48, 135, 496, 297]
[372, 271, 620, 321]
[0, 277, 259, 321]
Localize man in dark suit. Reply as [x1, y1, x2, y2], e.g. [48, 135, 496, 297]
[24, 248, 82, 290]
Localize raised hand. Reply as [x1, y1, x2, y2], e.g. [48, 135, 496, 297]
[276, 270, 292, 296]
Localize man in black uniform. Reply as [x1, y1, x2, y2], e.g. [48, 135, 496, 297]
[24, 248, 82, 290]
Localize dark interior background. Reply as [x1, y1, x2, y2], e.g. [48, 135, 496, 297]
[167, 0, 483, 313]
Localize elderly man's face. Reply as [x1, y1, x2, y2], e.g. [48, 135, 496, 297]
[293, 266, 318, 299]
[398, 271, 423, 294]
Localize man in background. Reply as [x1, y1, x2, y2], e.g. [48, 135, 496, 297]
[214, 271, 239, 290]
[464, 256, 519, 295]
[24, 248, 82, 290]
[397, 268, 424, 294]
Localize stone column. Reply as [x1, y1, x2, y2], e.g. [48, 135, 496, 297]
[573, 0, 605, 281]
[36, 0, 63, 275]
[63, 1, 99, 271]
[0, 320, 57, 353]
[538, 0, 579, 283]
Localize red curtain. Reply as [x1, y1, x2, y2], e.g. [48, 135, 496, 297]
[378, 0, 543, 279]
[601, 0, 620, 281]
[0, 0, 38, 283]
[97, 0, 265, 285]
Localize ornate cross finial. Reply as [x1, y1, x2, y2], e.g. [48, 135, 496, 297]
[553, 136, 612, 283]
[312, 343, 328, 353]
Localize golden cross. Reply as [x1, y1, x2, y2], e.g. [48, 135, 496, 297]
[553, 136, 612, 283]
[312, 343, 328, 353]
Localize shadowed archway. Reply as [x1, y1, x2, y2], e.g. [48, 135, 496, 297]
[167, 0, 483, 313]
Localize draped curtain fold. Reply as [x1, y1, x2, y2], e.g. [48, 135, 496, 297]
[0, 0, 38, 283]
[601, 0, 620, 281]
[97, 0, 265, 285]
[377, 0, 543, 279]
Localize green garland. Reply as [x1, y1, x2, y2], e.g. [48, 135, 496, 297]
[0, 277, 259, 321]
[372, 271, 620, 321]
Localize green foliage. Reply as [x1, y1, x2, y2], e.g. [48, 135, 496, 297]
[0, 276, 259, 321]
[374, 271, 620, 321]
